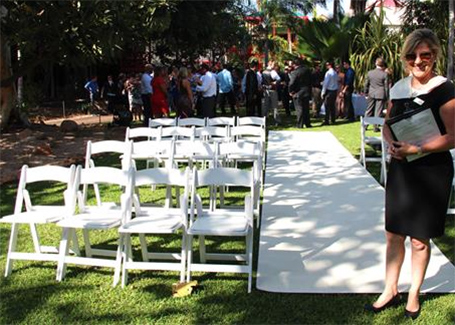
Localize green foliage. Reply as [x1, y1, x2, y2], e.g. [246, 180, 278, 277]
[350, 10, 403, 91]
[295, 14, 367, 65]
[151, 1, 249, 64]
[0, 0, 174, 84]
[247, 0, 321, 65]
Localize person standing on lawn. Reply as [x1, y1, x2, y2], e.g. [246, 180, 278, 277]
[141, 64, 154, 126]
[364, 57, 389, 131]
[84, 75, 99, 107]
[342, 60, 356, 122]
[288, 58, 312, 128]
[196, 63, 217, 118]
[364, 28, 455, 320]
[321, 61, 338, 126]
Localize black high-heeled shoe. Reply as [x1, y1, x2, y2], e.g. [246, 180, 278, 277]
[364, 293, 402, 313]
[404, 306, 421, 320]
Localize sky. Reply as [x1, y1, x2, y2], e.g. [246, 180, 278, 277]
[315, 0, 352, 18]
[242, 0, 353, 19]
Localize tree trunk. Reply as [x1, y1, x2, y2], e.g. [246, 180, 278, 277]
[448, 0, 454, 81]
[350, 0, 367, 15]
[333, 0, 340, 23]
[0, 39, 16, 129]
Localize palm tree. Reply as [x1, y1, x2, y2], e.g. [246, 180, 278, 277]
[333, 0, 340, 23]
[253, 0, 326, 65]
[350, 0, 367, 15]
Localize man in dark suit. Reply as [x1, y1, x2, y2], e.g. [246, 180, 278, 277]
[101, 75, 119, 114]
[364, 57, 389, 131]
[244, 60, 261, 116]
[288, 58, 312, 128]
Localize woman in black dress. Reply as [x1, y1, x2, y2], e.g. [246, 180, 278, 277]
[365, 29, 454, 319]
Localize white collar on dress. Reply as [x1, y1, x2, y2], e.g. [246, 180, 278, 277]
[390, 75, 447, 100]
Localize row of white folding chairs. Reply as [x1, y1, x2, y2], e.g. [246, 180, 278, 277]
[84, 139, 263, 218]
[125, 124, 266, 171]
[148, 116, 266, 129]
[126, 124, 265, 145]
[1, 164, 258, 292]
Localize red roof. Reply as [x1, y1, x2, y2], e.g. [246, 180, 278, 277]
[368, 0, 403, 10]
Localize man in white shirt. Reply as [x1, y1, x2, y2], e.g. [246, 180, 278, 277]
[321, 61, 339, 126]
[196, 63, 217, 118]
[141, 64, 154, 126]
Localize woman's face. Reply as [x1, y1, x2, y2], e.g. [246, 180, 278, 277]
[405, 41, 435, 82]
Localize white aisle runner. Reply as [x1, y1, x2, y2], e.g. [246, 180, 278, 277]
[256, 131, 455, 293]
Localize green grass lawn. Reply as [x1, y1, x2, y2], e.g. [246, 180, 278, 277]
[1, 112, 454, 325]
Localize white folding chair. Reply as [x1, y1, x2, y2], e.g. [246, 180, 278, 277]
[161, 126, 196, 142]
[56, 166, 134, 284]
[230, 125, 266, 169]
[218, 141, 263, 223]
[360, 116, 387, 185]
[148, 117, 177, 128]
[116, 167, 190, 286]
[177, 117, 206, 128]
[195, 126, 231, 143]
[125, 126, 162, 142]
[186, 167, 256, 293]
[236, 116, 266, 128]
[1, 165, 78, 277]
[206, 116, 236, 128]
[83, 140, 133, 206]
[131, 139, 174, 170]
[173, 141, 217, 170]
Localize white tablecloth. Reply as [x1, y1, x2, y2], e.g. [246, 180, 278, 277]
[352, 94, 367, 116]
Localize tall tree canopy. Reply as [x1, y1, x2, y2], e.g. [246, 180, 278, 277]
[1, 0, 174, 86]
[151, 0, 248, 64]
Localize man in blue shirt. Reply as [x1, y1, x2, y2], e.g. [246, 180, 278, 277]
[217, 63, 237, 115]
[141, 64, 154, 126]
[84, 76, 99, 105]
[342, 60, 356, 122]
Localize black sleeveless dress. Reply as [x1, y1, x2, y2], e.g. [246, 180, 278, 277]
[385, 79, 454, 239]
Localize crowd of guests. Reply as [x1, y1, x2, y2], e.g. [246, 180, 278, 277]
[84, 58, 377, 127]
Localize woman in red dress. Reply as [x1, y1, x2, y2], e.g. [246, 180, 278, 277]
[151, 66, 169, 118]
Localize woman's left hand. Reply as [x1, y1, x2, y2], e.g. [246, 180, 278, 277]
[389, 141, 419, 160]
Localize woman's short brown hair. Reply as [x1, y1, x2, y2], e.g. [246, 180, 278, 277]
[401, 28, 441, 64]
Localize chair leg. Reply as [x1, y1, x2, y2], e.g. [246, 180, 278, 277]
[121, 234, 131, 288]
[113, 234, 124, 287]
[30, 223, 42, 253]
[56, 227, 71, 281]
[139, 234, 149, 262]
[247, 231, 253, 293]
[70, 230, 81, 256]
[94, 183, 102, 206]
[5, 223, 19, 277]
[82, 229, 92, 257]
[186, 235, 193, 282]
[180, 232, 187, 283]
[199, 235, 206, 263]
